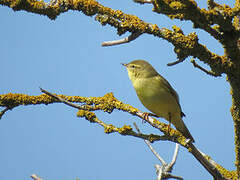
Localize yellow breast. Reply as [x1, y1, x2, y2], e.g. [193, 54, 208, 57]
[132, 76, 181, 121]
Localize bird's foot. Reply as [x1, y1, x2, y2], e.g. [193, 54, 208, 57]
[142, 112, 149, 123]
[142, 112, 158, 123]
[167, 122, 171, 134]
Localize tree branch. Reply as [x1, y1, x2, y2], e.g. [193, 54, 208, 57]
[190, 59, 222, 77]
[166, 143, 179, 172]
[39, 88, 168, 142]
[167, 59, 185, 66]
[0, 89, 232, 179]
[39, 88, 230, 179]
[0, 106, 16, 119]
[39, 89, 228, 179]
[134, 123, 183, 180]
[0, 0, 229, 75]
[151, 0, 240, 61]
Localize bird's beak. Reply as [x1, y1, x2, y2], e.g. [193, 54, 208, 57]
[121, 63, 127, 67]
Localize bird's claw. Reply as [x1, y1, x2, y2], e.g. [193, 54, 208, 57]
[142, 112, 149, 123]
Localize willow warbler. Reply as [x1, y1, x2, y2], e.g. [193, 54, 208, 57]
[122, 60, 194, 142]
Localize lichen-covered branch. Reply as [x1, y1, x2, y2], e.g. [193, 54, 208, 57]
[0, 0, 230, 76]
[0, 90, 232, 179]
[228, 76, 240, 178]
[199, 149, 237, 179]
[0, 90, 173, 143]
[152, 0, 240, 60]
[37, 89, 233, 179]
[1, 0, 237, 75]
[0, 90, 206, 146]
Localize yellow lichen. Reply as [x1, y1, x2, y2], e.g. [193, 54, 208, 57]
[118, 125, 132, 134]
[77, 110, 96, 122]
[215, 163, 238, 179]
[172, 25, 184, 34]
[169, 1, 186, 10]
[104, 124, 115, 134]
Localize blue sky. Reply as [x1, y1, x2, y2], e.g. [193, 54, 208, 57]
[0, 0, 235, 179]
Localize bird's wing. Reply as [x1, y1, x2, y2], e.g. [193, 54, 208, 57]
[156, 75, 185, 117]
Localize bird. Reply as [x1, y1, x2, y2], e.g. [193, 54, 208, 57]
[122, 59, 194, 142]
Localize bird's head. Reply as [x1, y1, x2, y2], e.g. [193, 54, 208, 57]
[121, 60, 158, 80]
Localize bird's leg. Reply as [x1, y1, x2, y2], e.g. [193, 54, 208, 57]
[142, 112, 158, 123]
[167, 112, 172, 133]
[142, 112, 149, 123]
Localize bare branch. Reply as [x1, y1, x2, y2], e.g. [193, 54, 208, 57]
[190, 59, 222, 77]
[134, 122, 167, 166]
[133, 0, 152, 4]
[0, 106, 15, 119]
[40, 88, 82, 109]
[134, 123, 183, 180]
[155, 165, 164, 180]
[102, 32, 142, 47]
[166, 143, 180, 172]
[31, 174, 43, 180]
[167, 59, 185, 66]
[155, 164, 184, 180]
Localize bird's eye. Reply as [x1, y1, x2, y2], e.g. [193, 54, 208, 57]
[130, 65, 136, 68]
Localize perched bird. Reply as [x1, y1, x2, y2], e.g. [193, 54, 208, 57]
[122, 60, 194, 142]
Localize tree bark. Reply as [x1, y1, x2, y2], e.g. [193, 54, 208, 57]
[228, 74, 240, 177]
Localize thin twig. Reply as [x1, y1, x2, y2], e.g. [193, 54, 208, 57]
[40, 88, 82, 109]
[167, 59, 185, 66]
[0, 106, 16, 119]
[134, 123, 184, 180]
[190, 59, 222, 77]
[133, 0, 152, 4]
[156, 165, 164, 180]
[166, 174, 184, 180]
[134, 122, 167, 166]
[166, 143, 179, 172]
[102, 32, 142, 47]
[31, 174, 43, 180]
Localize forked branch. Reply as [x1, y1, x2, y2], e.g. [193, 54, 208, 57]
[134, 122, 183, 180]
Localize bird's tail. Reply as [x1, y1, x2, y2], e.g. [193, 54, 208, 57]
[173, 117, 195, 143]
